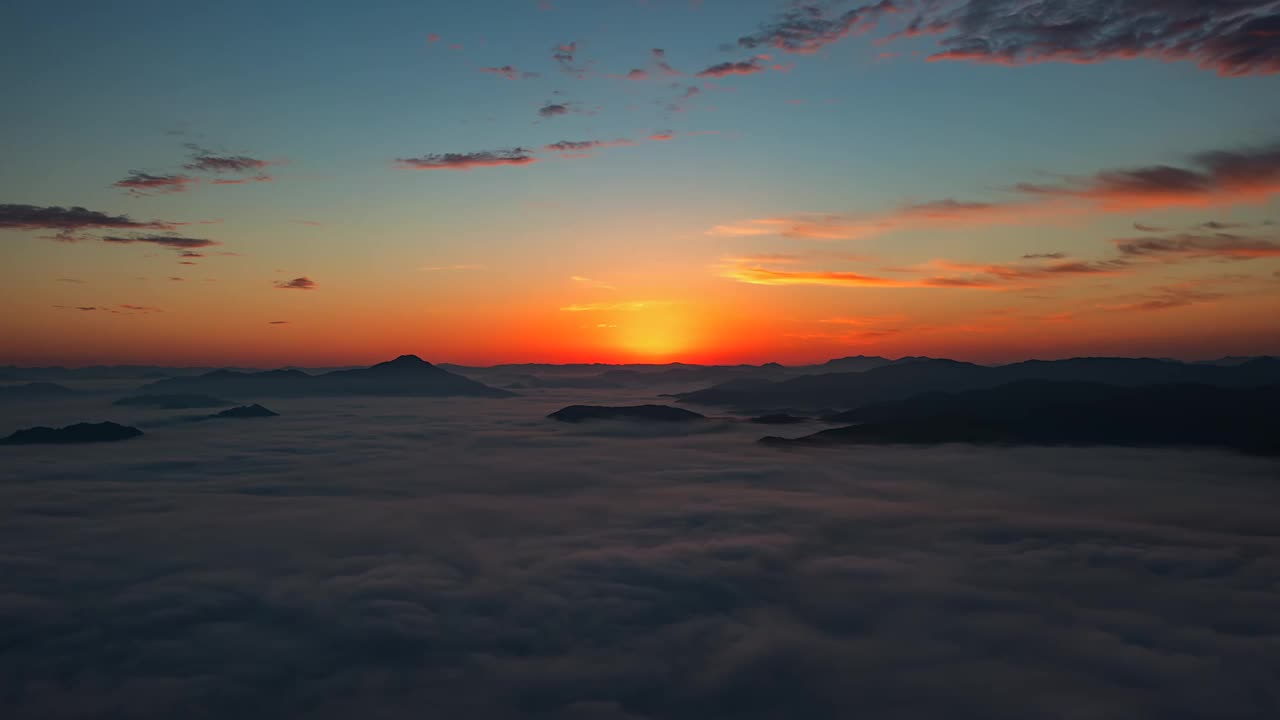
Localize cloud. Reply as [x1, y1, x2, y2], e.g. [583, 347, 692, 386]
[736, 0, 898, 55]
[626, 68, 649, 80]
[721, 265, 928, 288]
[418, 264, 484, 271]
[99, 234, 219, 249]
[182, 144, 271, 174]
[1, 203, 176, 234]
[649, 130, 676, 141]
[1104, 283, 1229, 312]
[559, 300, 674, 312]
[209, 175, 274, 186]
[543, 139, 635, 156]
[1113, 233, 1280, 260]
[1, 390, 1278, 720]
[1134, 222, 1169, 232]
[113, 171, 198, 196]
[708, 199, 1059, 241]
[118, 304, 162, 313]
[396, 148, 537, 170]
[711, 140, 1280, 241]
[480, 65, 539, 80]
[696, 58, 767, 77]
[552, 41, 582, 73]
[913, 0, 1280, 77]
[720, 254, 1128, 290]
[268, 320, 289, 325]
[274, 277, 317, 290]
[539, 102, 571, 117]
[571, 275, 615, 290]
[1015, 141, 1280, 209]
[1022, 252, 1066, 260]
[651, 48, 682, 76]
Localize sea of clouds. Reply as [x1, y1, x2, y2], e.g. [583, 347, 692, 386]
[2, 386, 1279, 719]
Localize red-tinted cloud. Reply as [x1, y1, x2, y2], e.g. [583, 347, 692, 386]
[696, 58, 766, 77]
[1016, 142, 1280, 210]
[396, 148, 538, 170]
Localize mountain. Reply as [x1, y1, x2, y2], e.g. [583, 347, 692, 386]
[113, 393, 235, 409]
[548, 405, 707, 423]
[211, 404, 279, 418]
[1, 421, 143, 445]
[677, 357, 1280, 412]
[748, 413, 808, 424]
[135, 355, 514, 399]
[761, 381, 1280, 455]
[0, 382, 77, 401]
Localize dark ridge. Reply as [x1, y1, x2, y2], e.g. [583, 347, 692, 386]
[678, 356, 1280, 411]
[1, 421, 142, 445]
[0, 382, 77, 400]
[211, 404, 279, 418]
[113, 393, 235, 409]
[748, 413, 808, 425]
[548, 404, 707, 423]
[761, 381, 1280, 455]
[135, 355, 514, 398]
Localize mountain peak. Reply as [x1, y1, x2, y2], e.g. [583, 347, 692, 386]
[375, 354, 434, 369]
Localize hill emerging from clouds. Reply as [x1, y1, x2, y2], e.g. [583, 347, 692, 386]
[136, 355, 514, 399]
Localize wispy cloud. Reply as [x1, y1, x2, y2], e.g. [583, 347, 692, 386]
[113, 171, 197, 196]
[397, 148, 537, 170]
[1, 204, 177, 236]
[696, 58, 767, 77]
[571, 275, 615, 290]
[736, 0, 897, 55]
[418, 264, 484, 271]
[480, 65, 539, 80]
[182, 144, 272, 174]
[911, 0, 1280, 77]
[274, 277, 317, 290]
[559, 300, 673, 312]
[99, 234, 219, 249]
[1113, 233, 1280, 260]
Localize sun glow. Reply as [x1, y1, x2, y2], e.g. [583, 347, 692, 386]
[616, 310, 698, 359]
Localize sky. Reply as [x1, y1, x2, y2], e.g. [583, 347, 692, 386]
[2, 0, 1280, 367]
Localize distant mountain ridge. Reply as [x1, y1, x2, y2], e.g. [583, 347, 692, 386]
[135, 355, 513, 399]
[677, 357, 1280, 411]
[761, 381, 1280, 455]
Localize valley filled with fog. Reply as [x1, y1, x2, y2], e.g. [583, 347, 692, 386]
[2, 380, 1278, 719]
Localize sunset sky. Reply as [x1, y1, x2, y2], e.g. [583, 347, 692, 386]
[4, 0, 1280, 366]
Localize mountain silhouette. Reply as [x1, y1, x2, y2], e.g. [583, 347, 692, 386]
[748, 413, 808, 424]
[0, 382, 78, 401]
[211, 404, 279, 418]
[761, 381, 1280, 455]
[135, 355, 514, 399]
[113, 393, 235, 409]
[548, 405, 707, 423]
[678, 357, 1280, 411]
[1, 421, 143, 445]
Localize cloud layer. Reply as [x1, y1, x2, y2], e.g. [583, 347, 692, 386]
[1, 391, 1277, 718]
